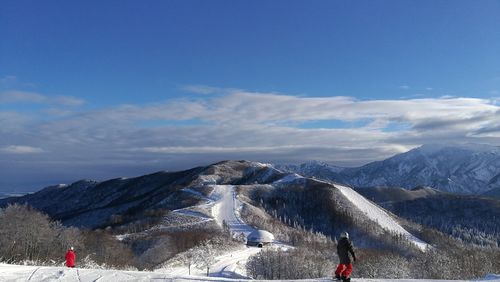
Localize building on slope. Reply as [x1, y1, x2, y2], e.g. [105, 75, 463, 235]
[247, 230, 274, 248]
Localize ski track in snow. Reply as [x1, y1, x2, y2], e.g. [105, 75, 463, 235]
[211, 185, 258, 238]
[26, 266, 40, 281]
[335, 183, 430, 251]
[205, 185, 261, 278]
[1, 264, 497, 282]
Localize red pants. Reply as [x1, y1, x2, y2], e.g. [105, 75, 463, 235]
[335, 263, 353, 278]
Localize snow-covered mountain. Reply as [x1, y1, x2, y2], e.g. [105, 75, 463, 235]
[3, 160, 500, 280]
[0, 160, 428, 251]
[278, 144, 500, 195]
[354, 186, 500, 247]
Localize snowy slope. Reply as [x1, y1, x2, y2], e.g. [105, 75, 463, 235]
[1, 264, 497, 282]
[158, 184, 264, 278]
[335, 184, 430, 251]
[211, 185, 258, 238]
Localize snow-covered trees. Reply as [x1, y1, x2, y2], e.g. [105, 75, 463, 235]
[0, 204, 134, 268]
[0, 204, 65, 263]
[246, 247, 334, 279]
[194, 241, 216, 276]
[355, 250, 412, 279]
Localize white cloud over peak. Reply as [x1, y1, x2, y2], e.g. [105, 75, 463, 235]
[1, 86, 499, 190]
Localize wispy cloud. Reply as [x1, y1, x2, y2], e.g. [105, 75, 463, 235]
[1, 87, 499, 190]
[399, 85, 410, 90]
[0, 90, 85, 106]
[0, 145, 44, 154]
[180, 85, 233, 95]
[0, 75, 17, 86]
[0, 90, 46, 103]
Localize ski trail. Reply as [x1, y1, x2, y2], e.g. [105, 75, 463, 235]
[27, 266, 40, 281]
[76, 268, 82, 282]
[211, 185, 257, 238]
[335, 183, 430, 251]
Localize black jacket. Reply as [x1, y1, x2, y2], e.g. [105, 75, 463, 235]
[337, 237, 356, 264]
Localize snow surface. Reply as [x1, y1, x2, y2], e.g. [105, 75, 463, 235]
[1, 181, 497, 281]
[157, 185, 265, 279]
[273, 173, 305, 185]
[158, 245, 262, 279]
[211, 185, 258, 238]
[1, 264, 497, 282]
[335, 184, 430, 251]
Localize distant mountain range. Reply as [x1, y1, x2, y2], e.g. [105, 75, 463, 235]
[2, 158, 500, 249]
[0, 160, 431, 251]
[0, 192, 28, 200]
[277, 143, 500, 195]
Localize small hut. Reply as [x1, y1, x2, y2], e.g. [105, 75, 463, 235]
[247, 230, 274, 247]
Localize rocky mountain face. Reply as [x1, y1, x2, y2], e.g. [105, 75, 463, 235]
[278, 144, 500, 195]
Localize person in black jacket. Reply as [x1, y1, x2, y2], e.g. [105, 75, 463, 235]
[335, 231, 356, 282]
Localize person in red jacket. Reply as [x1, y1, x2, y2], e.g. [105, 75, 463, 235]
[65, 247, 76, 268]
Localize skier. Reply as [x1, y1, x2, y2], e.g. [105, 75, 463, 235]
[335, 232, 356, 282]
[65, 247, 76, 268]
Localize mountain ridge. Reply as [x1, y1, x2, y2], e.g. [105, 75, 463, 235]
[276, 143, 500, 194]
[0, 160, 428, 251]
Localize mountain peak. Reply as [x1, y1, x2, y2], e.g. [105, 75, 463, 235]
[282, 143, 500, 195]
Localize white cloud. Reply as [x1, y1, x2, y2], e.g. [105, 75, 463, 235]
[0, 90, 85, 106]
[0, 90, 47, 103]
[133, 145, 298, 154]
[0, 75, 17, 86]
[181, 85, 231, 95]
[53, 95, 86, 106]
[1, 87, 499, 190]
[400, 85, 410, 90]
[0, 145, 44, 154]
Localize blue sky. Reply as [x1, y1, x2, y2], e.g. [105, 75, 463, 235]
[1, 1, 499, 191]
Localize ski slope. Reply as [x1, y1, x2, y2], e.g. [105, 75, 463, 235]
[159, 245, 261, 278]
[335, 184, 430, 251]
[211, 185, 258, 238]
[158, 185, 263, 278]
[1, 264, 498, 282]
[0, 184, 497, 281]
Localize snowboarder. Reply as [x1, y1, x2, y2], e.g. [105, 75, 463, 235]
[65, 247, 76, 268]
[335, 232, 356, 282]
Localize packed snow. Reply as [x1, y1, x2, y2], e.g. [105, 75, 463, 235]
[158, 185, 265, 278]
[273, 173, 305, 184]
[335, 184, 430, 251]
[211, 185, 258, 238]
[1, 264, 498, 282]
